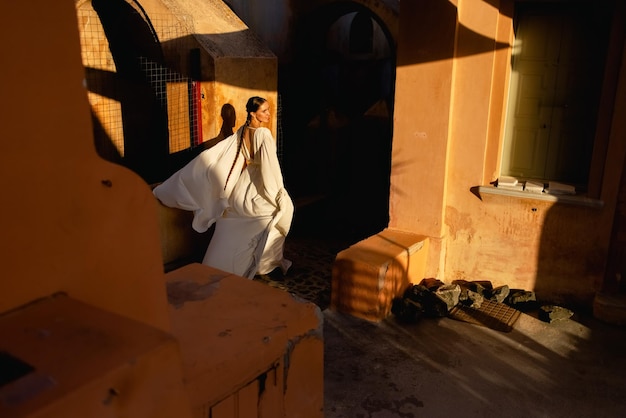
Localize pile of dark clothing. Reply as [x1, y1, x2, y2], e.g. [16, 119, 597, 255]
[391, 278, 540, 324]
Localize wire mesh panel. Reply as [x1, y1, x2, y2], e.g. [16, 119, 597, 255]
[77, 9, 125, 161]
[140, 57, 197, 154]
[76, 6, 201, 178]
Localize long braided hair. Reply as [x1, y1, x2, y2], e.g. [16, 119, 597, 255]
[224, 96, 267, 190]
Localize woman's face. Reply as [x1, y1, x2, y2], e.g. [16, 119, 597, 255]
[252, 102, 271, 124]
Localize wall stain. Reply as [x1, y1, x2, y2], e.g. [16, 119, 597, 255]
[445, 206, 476, 241]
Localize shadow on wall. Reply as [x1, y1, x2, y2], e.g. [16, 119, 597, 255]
[535, 203, 608, 312]
[91, 0, 169, 185]
[166, 103, 238, 175]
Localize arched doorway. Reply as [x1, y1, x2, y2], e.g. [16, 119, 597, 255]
[283, 3, 396, 242]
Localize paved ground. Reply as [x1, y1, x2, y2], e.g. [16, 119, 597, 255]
[269, 235, 626, 418]
[258, 196, 626, 418]
[323, 308, 626, 418]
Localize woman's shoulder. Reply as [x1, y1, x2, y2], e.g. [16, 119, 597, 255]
[253, 126, 272, 136]
[252, 127, 275, 142]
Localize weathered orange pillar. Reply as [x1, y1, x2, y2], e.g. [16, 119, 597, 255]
[331, 0, 457, 319]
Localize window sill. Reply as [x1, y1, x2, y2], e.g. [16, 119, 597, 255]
[476, 185, 604, 209]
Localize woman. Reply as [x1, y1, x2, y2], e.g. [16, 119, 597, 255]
[153, 97, 294, 278]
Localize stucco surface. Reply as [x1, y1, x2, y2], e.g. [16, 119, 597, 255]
[389, 0, 625, 308]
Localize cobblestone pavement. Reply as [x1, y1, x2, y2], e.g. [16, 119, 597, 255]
[253, 195, 385, 310]
[254, 234, 357, 310]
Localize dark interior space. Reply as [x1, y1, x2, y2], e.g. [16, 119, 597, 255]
[251, 5, 398, 309]
[279, 5, 395, 247]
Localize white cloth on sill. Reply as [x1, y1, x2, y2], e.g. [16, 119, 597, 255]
[153, 126, 293, 278]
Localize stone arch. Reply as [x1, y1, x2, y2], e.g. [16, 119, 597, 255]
[294, 0, 398, 44]
[289, 1, 397, 119]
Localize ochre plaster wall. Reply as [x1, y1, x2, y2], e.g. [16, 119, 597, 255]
[390, 0, 626, 307]
[0, 1, 170, 330]
[157, 0, 279, 138]
[390, 0, 455, 238]
[0, 4, 324, 415]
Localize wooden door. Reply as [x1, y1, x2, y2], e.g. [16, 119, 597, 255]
[502, 3, 610, 186]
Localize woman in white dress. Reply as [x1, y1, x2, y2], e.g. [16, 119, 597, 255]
[153, 97, 294, 278]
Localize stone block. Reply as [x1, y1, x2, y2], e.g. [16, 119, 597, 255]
[331, 229, 429, 321]
[165, 263, 324, 417]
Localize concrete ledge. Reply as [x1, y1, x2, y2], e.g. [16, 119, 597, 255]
[331, 228, 429, 322]
[165, 263, 324, 416]
[0, 294, 194, 418]
[477, 185, 604, 209]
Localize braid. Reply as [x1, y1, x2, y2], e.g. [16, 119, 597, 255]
[223, 97, 265, 191]
[224, 118, 251, 190]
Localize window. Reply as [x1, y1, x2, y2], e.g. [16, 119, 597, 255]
[501, 2, 613, 192]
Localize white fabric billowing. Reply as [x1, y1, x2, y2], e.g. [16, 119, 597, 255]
[153, 126, 294, 278]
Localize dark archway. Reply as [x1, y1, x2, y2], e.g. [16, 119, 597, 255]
[283, 2, 396, 242]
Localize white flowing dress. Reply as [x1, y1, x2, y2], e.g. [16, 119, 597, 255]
[153, 126, 294, 279]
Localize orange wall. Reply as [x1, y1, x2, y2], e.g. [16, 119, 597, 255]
[390, 0, 456, 239]
[154, 0, 279, 140]
[0, 1, 170, 330]
[4, 0, 625, 325]
[390, 0, 626, 307]
[0, 0, 281, 333]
